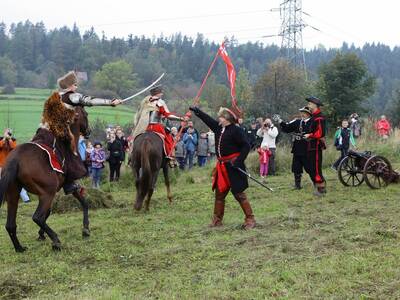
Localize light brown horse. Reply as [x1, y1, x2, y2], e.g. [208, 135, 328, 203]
[130, 132, 172, 211]
[0, 101, 91, 252]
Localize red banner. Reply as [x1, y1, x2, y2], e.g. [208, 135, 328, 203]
[218, 42, 241, 114]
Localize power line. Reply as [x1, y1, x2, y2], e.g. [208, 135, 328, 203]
[271, 0, 307, 79]
[81, 9, 272, 28]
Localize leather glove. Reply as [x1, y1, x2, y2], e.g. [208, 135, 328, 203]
[189, 106, 200, 114]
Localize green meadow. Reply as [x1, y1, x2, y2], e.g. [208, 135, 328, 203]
[0, 88, 135, 142]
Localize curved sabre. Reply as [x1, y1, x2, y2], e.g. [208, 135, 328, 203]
[121, 73, 165, 103]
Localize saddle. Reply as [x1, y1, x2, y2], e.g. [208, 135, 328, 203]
[31, 128, 65, 174]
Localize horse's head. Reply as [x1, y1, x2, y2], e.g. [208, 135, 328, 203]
[74, 107, 91, 139]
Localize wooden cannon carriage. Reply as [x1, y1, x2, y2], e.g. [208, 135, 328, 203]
[338, 150, 400, 189]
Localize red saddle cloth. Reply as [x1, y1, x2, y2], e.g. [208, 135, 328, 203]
[136, 130, 168, 156]
[29, 142, 64, 174]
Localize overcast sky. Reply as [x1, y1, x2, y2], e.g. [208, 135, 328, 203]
[1, 0, 399, 49]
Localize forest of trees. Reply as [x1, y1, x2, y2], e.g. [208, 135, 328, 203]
[1, 20, 400, 125]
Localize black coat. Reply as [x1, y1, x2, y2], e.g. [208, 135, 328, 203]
[246, 128, 258, 149]
[107, 140, 124, 164]
[193, 109, 250, 194]
[280, 118, 311, 155]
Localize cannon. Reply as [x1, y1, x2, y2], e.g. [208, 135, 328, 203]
[338, 150, 400, 189]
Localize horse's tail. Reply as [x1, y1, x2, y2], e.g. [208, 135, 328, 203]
[140, 138, 152, 194]
[0, 158, 19, 206]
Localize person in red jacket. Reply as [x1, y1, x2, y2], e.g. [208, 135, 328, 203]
[375, 115, 391, 139]
[0, 128, 17, 177]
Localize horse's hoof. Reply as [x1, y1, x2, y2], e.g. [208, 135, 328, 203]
[15, 246, 27, 253]
[37, 235, 46, 241]
[52, 243, 62, 251]
[82, 228, 91, 238]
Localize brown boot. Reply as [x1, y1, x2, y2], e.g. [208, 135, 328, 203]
[235, 192, 256, 230]
[209, 189, 228, 227]
[209, 200, 225, 227]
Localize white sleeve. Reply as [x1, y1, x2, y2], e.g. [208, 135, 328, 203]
[69, 93, 112, 106]
[268, 126, 279, 138]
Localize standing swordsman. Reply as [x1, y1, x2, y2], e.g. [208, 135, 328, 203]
[277, 106, 312, 189]
[303, 96, 327, 196]
[189, 106, 256, 229]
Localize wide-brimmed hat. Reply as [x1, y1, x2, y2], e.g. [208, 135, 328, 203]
[57, 71, 78, 90]
[150, 85, 163, 96]
[305, 96, 323, 106]
[299, 106, 312, 115]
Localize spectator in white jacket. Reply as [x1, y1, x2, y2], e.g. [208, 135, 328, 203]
[257, 118, 278, 175]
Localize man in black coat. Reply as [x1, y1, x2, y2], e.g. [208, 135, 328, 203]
[189, 106, 256, 229]
[303, 96, 327, 196]
[278, 106, 312, 189]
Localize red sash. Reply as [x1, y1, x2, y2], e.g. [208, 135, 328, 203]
[212, 152, 240, 193]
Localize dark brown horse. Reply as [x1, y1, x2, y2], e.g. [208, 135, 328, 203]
[130, 132, 172, 211]
[0, 105, 91, 252]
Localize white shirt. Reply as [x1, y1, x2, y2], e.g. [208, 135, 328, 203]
[257, 125, 279, 149]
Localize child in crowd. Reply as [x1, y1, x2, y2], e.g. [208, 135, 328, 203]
[90, 141, 105, 188]
[333, 119, 356, 170]
[257, 144, 272, 178]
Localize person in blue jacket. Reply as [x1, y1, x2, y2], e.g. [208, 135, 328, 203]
[183, 127, 198, 169]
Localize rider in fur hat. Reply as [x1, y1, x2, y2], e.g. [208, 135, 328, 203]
[48, 71, 122, 194]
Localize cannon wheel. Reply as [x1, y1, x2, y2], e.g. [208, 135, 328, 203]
[338, 156, 364, 187]
[363, 155, 393, 189]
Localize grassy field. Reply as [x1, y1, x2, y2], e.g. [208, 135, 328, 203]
[1, 88, 400, 299]
[0, 88, 135, 142]
[0, 160, 400, 299]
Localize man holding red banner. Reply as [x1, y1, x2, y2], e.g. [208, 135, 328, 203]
[190, 106, 256, 229]
[187, 41, 256, 229]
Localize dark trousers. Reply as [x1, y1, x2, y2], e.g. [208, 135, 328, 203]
[268, 148, 276, 175]
[109, 161, 122, 181]
[307, 149, 325, 184]
[292, 154, 308, 174]
[333, 147, 349, 169]
[198, 156, 207, 167]
[185, 150, 195, 169]
[176, 157, 185, 170]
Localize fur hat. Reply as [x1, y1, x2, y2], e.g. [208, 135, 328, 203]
[57, 71, 78, 90]
[150, 85, 163, 96]
[218, 107, 239, 124]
